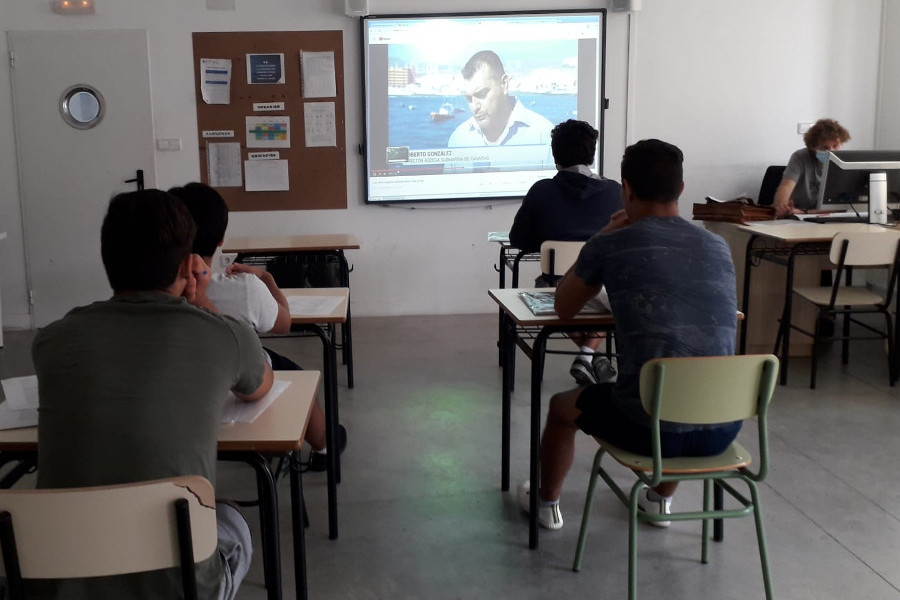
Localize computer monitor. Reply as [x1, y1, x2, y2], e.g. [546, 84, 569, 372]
[818, 150, 900, 223]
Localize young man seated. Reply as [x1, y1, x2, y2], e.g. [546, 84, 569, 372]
[170, 181, 346, 472]
[509, 119, 623, 386]
[34, 189, 273, 599]
[519, 139, 740, 530]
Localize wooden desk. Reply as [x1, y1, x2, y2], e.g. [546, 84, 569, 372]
[0, 370, 319, 600]
[282, 287, 349, 541]
[489, 288, 615, 550]
[734, 221, 898, 384]
[224, 234, 358, 388]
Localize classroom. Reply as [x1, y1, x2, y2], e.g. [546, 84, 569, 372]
[1, 1, 900, 599]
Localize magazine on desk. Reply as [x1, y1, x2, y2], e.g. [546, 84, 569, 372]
[518, 291, 609, 317]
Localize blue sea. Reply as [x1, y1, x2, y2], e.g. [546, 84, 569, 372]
[388, 93, 577, 149]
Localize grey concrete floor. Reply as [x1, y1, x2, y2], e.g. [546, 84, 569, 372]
[2, 313, 900, 599]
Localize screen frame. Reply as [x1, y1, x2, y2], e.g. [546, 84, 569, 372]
[359, 8, 608, 205]
[818, 150, 900, 212]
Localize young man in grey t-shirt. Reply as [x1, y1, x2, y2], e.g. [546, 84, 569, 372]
[519, 139, 739, 531]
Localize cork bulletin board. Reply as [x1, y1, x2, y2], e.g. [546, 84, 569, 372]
[191, 31, 347, 211]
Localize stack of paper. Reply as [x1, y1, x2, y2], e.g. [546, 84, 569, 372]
[0, 375, 39, 430]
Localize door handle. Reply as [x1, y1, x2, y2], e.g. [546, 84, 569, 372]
[124, 169, 144, 190]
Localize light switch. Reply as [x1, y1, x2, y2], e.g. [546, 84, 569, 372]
[155, 138, 182, 151]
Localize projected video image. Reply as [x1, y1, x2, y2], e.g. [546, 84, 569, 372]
[363, 11, 605, 203]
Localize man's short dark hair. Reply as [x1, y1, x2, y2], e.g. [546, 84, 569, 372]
[461, 50, 506, 80]
[168, 182, 229, 258]
[551, 120, 598, 168]
[100, 189, 196, 293]
[620, 139, 684, 203]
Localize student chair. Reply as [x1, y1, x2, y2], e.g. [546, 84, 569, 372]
[779, 231, 900, 388]
[0, 476, 218, 600]
[539, 240, 585, 280]
[757, 165, 786, 207]
[572, 354, 779, 600]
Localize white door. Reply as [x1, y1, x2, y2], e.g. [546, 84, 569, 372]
[8, 29, 156, 327]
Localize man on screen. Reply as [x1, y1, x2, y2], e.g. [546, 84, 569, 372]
[448, 50, 554, 148]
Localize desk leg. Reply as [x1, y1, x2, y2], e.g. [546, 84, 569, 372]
[778, 247, 801, 385]
[337, 250, 355, 388]
[344, 301, 355, 389]
[500, 311, 516, 492]
[219, 452, 281, 600]
[713, 482, 724, 542]
[498, 245, 508, 367]
[289, 450, 309, 600]
[740, 235, 756, 355]
[309, 326, 340, 540]
[529, 329, 551, 550]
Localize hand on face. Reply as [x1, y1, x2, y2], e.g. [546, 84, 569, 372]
[181, 254, 210, 304]
[602, 209, 631, 232]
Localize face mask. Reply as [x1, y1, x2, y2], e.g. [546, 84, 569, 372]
[815, 150, 830, 164]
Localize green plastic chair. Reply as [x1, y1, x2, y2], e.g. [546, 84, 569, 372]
[572, 354, 779, 600]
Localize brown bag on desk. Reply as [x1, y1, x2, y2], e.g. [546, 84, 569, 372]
[692, 197, 776, 224]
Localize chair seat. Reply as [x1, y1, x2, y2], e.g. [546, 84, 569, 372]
[794, 285, 885, 307]
[597, 436, 752, 474]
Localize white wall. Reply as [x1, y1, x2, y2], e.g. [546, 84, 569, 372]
[877, 0, 900, 148]
[0, 0, 885, 327]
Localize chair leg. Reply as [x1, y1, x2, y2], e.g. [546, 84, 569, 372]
[701, 479, 711, 564]
[885, 312, 896, 386]
[748, 480, 774, 600]
[628, 484, 643, 600]
[841, 311, 851, 365]
[810, 312, 822, 389]
[573, 449, 604, 572]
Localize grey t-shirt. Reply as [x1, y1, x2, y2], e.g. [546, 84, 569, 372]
[33, 291, 267, 599]
[782, 148, 822, 210]
[574, 216, 737, 430]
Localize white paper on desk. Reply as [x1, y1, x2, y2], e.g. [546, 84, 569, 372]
[0, 402, 38, 431]
[288, 295, 343, 317]
[208, 142, 243, 188]
[300, 51, 336, 98]
[1, 375, 39, 411]
[303, 102, 336, 147]
[200, 58, 232, 105]
[221, 380, 291, 424]
[244, 159, 289, 192]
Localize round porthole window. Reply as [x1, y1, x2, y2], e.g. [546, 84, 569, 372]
[60, 85, 105, 130]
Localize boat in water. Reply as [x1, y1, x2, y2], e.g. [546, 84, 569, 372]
[430, 102, 456, 122]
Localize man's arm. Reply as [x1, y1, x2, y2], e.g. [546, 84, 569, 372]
[235, 362, 274, 403]
[773, 179, 797, 218]
[554, 266, 602, 320]
[227, 263, 292, 333]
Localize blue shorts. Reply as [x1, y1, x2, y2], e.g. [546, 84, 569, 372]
[574, 383, 742, 458]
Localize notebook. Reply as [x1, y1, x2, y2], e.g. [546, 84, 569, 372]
[518, 291, 608, 316]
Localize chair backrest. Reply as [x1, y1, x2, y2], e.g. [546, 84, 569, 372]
[639, 354, 779, 425]
[829, 231, 900, 267]
[757, 165, 786, 207]
[540, 240, 585, 277]
[0, 475, 217, 580]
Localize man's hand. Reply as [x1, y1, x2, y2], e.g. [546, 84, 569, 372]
[226, 262, 267, 279]
[183, 254, 215, 310]
[602, 209, 631, 232]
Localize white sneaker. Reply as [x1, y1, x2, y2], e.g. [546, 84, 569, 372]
[637, 488, 672, 528]
[517, 480, 563, 530]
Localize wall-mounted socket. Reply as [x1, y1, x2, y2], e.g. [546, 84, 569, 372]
[797, 122, 813, 134]
[156, 138, 182, 151]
